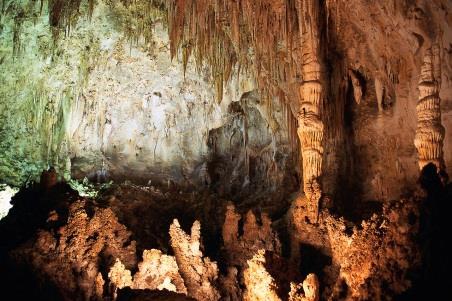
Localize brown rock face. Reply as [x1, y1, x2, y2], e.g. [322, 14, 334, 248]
[109, 249, 188, 297]
[243, 250, 282, 301]
[109, 259, 133, 297]
[0, 2, 451, 300]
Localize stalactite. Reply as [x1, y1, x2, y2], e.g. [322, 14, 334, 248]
[375, 77, 384, 112]
[295, 0, 326, 223]
[414, 46, 445, 171]
[348, 69, 363, 105]
[165, 0, 302, 102]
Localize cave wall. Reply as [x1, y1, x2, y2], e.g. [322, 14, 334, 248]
[208, 91, 299, 201]
[68, 22, 223, 185]
[0, 0, 297, 191]
[0, 1, 220, 185]
[0, 0, 451, 204]
[324, 0, 452, 202]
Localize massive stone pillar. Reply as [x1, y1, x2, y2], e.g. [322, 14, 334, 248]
[414, 46, 445, 172]
[296, 0, 326, 223]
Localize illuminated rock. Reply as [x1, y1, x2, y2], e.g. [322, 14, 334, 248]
[132, 249, 187, 294]
[296, 0, 326, 223]
[169, 219, 220, 301]
[414, 46, 446, 172]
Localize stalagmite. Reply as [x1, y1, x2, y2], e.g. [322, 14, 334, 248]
[414, 47, 445, 171]
[296, 0, 326, 223]
[222, 203, 241, 246]
[288, 274, 320, 301]
[243, 249, 320, 301]
[169, 219, 220, 301]
[222, 204, 281, 268]
[243, 249, 282, 301]
[109, 258, 133, 291]
[132, 249, 187, 294]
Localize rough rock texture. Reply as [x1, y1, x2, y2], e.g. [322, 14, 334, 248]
[109, 249, 188, 298]
[0, 0, 298, 198]
[109, 259, 133, 296]
[13, 199, 137, 301]
[169, 219, 220, 301]
[163, 0, 452, 204]
[243, 250, 282, 301]
[325, 0, 452, 202]
[0, 1, 451, 300]
[288, 274, 320, 301]
[296, 0, 327, 223]
[207, 92, 299, 202]
[220, 203, 283, 300]
[290, 195, 422, 300]
[1, 175, 450, 300]
[243, 249, 319, 301]
[414, 46, 446, 171]
[2, 0, 450, 203]
[222, 203, 281, 269]
[132, 249, 187, 293]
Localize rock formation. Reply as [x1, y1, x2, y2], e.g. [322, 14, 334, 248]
[296, 0, 326, 223]
[243, 249, 319, 301]
[108, 248, 188, 298]
[169, 219, 220, 301]
[222, 203, 281, 268]
[243, 250, 282, 301]
[109, 259, 133, 297]
[13, 200, 137, 301]
[288, 274, 320, 301]
[290, 195, 422, 300]
[414, 46, 446, 172]
[132, 249, 187, 294]
[0, 1, 451, 300]
[348, 70, 363, 105]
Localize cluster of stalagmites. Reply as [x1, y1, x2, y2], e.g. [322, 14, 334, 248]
[414, 45, 445, 172]
[14, 200, 137, 301]
[290, 196, 421, 300]
[108, 218, 220, 301]
[220, 203, 318, 301]
[108, 203, 318, 301]
[11, 192, 423, 301]
[14, 199, 320, 301]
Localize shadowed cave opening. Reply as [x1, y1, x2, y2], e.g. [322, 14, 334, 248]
[1, 1, 452, 301]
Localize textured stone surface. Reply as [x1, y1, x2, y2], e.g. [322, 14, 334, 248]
[0, 1, 451, 301]
[13, 199, 137, 300]
[169, 219, 220, 301]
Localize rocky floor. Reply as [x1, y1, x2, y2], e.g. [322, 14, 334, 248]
[0, 166, 451, 301]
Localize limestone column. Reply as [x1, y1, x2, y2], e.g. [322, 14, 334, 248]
[296, 0, 326, 223]
[414, 46, 445, 172]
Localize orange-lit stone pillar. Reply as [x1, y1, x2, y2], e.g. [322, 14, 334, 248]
[296, 0, 325, 223]
[414, 46, 445, 172]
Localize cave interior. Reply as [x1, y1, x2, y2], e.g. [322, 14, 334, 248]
[0, 1, 451, 300]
